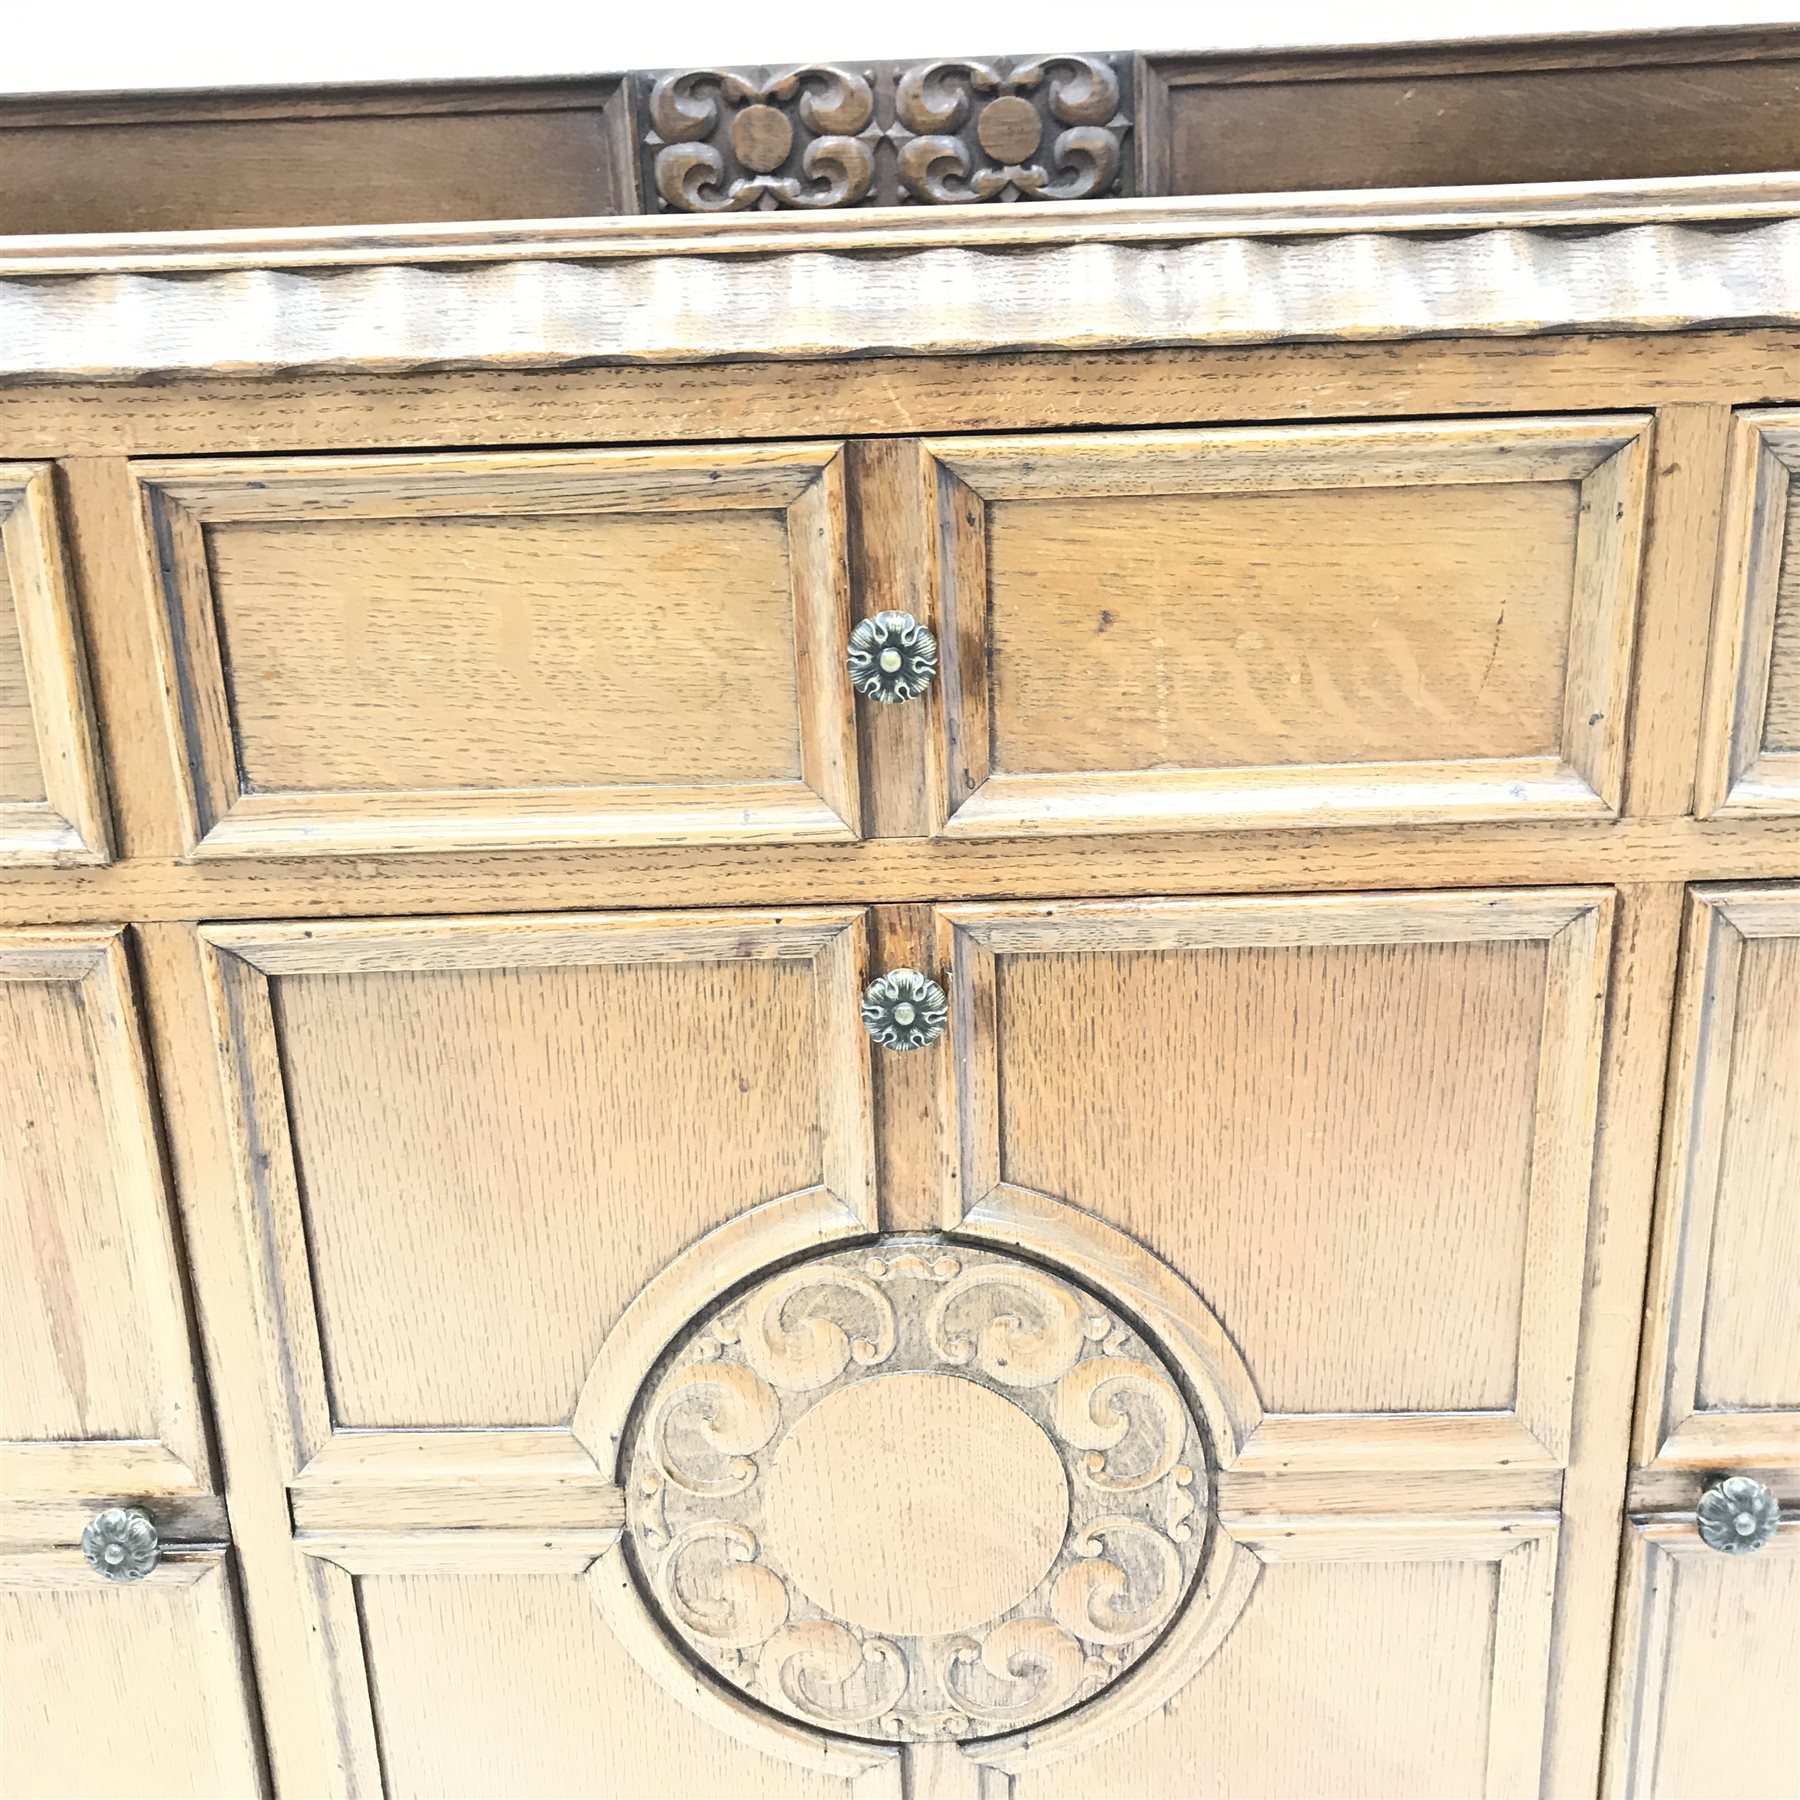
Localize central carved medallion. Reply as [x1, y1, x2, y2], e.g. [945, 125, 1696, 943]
[623, 1237, 1211, 1742]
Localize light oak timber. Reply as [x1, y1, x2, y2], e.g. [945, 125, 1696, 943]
[1635, 883, 1800, 1470]
[917, 419, 1646, 837]
[0, 927, 212, 1501]
[0, 818, 1797, 926]
[1697, 411, 1800, 817]
[0, 1547, 267, 1798]
[1603, 1516, 1800, 1800]
[0, 463, 110, 863]
[133, 921, 380, 1798]
[0, 333, 1785, 460]
[134, 445, 859, 859]
[938, 891, 1611, 1476]
[0, 1490, 229, 1552]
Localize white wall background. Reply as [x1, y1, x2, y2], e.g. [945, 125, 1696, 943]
[6, 0, 1800, 94]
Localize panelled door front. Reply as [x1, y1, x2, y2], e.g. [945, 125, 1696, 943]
[1608, 884, 1800, 1800]
[0, 929, 264, 1799]
[190, 885, 1639, 1800]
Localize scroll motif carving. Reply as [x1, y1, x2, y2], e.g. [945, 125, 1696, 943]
[892, 56, 1129, 204]
[621, 1236, 1215, 1742]
[638, 55, 1131, 211]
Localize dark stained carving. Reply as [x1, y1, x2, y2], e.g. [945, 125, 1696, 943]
[643, 67, 878, 212]
[891, 56, 1128, 203]
[638, 54, 1131, 210]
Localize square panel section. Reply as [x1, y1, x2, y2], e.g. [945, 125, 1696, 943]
[937, 890, 1612, 1470]
[137, 446, 858, 857]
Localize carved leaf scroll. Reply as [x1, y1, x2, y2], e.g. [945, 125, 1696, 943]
[621, 1235, 1216, 1742]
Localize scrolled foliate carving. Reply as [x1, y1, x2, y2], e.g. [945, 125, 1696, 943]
[643, 66, 878, 212]
[639, 53, 1131, 211]
[621, 1236, 1215, 1742]
[891, 55, 1129, 204]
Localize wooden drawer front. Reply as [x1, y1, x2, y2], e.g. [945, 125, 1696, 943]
[137, 447, 858, 858]
[1700, 412, 1800, 816]
[0, 464, 109, 864]
[198, 909, 871, 1488]
[917, 420, 1647, 836]
[1637, 885, 1800, 1470]
[0, 929, 211, 1503]
[938, 889, 1611, 1470]
[1606, 1517, 1800, 1800]
[0, 1549, 265, 1799]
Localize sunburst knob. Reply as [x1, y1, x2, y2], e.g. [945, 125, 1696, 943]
[847, 611, 938, 704]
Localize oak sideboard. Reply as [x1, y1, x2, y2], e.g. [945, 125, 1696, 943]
[2, 34, 1798, 1800]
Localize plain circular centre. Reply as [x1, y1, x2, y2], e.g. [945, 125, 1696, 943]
[760, 1371, 1069, 1638]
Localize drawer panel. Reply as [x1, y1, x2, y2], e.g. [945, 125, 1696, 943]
[0, 464, 109, 864]
[137, 447, 858, 857]
[917, 419, 1648, 836]
[1699, 412, 1800, 816]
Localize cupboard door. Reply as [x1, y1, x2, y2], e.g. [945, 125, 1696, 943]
[0, 928, 210, 1508]
[136, 446, 858, 857]
[196, 907, 883, 1797]
[927, 889, 1613, 1796]
[0, 465, 109, 864]
[912, 419, 1647, 837]
[1698, 413, 1800, 816]
[1611, 882, 1798, 1799]
[0, 1548, 264, 1800]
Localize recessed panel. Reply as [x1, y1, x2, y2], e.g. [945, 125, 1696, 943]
[941, 892, 1610, 1468]
[0, 930, 209, 1497]
[919, 421, 1646, 836]
[355, 1572, 860, 1800]
[1010, 1557, 1501, 1800]
[0, 1555, 263, 1800]
[1700, 414, 1800, 815]
[138, 447, 858, 856]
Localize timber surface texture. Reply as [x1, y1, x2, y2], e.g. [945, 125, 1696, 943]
[1, 43, 1799, 1800]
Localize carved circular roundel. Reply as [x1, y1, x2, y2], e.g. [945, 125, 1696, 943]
[623, 1236, 1212, 1743]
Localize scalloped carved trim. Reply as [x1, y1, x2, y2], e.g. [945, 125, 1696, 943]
[2, 208, 1797, 381]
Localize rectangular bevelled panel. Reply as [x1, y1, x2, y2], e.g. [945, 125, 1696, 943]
[201, 909, 873, 1449]
[1608, 1523, 1800, 1800]
[919, 420, 1646, 836]
[941, 891, 1610, 1469]
[1010, 1558, 1500, 1799]
[1700, 414, 1800, 814]
[0, 931, 210, 1498]
[354, 1573, 860, 1800]
[0, 1555, 264, 1800]
[136, 447, 858, 856]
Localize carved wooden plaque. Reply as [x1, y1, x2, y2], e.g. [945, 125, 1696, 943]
[623, 1237, 1210, 1742]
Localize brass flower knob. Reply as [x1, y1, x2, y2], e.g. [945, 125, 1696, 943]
[1696, 1476, 1780, 1555]
[81, 1506, 160, 1582]
[861, 969, 948, 1051]
[847, 611, 938, 704]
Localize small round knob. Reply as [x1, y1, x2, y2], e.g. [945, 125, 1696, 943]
[81, 1506, 159, 1582]
[861, 969, 947, 1051]
[847, 611, 938, 704]
[1696, 1476, 1780, 1555]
